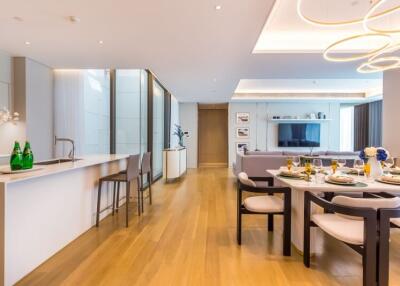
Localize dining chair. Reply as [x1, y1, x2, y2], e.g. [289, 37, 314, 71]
[139, 152, 152, 213]
[96, 154, 141, 227]
[237, 172, 292, 256]
[304, 192, 400, 286]
[377, 194, 400, 286]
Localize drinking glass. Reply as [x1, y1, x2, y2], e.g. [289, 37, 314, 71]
[313, 159, 323, 183]
[384, 157, 395, 174]
[338, 158, 346, 169]
[331, 160, 338, 174]
[354, 159, 364, 177]
[364, 162, 371, 181]
[293, 156, 301, 168]
[287, 157, 293, 171]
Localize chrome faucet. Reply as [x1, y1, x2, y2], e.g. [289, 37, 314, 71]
[54, 136, 75, 161]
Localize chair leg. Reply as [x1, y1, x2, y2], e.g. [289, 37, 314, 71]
[363, 220, 377, 286]
[126, 181, 130, 227]
[268, 215, 274, 231]
[378, 215, 391, 286]
[303, 194, 311, 267]
[112, 182, 116, 216]
[96, 180, 102, 227]
[148, 172, 152, 205]
[237, 183, 242, 245]
[137, 177, 143, 214]
[283, 211, 291, 256]
[116, 182, 120, 213]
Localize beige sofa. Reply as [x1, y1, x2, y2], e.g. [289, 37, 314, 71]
[233, 150, 359, 177]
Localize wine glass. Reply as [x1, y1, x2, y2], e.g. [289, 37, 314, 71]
[313, 159, 323, 183]
[331, 160, 338, 174]
[364, 162, 371, 181]
[384, 157, 395, 174]
[305, 162, 312, 181]
[338, 158, 346, 170]
[287, 157, 293, 172]
[354, 159, 364, 177]
[293, 156, 301, 168]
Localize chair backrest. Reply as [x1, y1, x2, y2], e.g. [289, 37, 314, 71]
[141, 152, 152, 174]
[332, 195, 400, 220]
[238, 172, 256, 187]
[126, 154, 140, 181]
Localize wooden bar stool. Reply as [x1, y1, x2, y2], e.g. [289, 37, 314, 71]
[96, 154, 141, 227]
[140, 152, 152, 213]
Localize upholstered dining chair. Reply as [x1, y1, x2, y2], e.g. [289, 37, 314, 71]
[96, 154, 141, 227]
[376, 194, 400, 286]
[237, 172, 292, 256]
[304, 192, 400, 286]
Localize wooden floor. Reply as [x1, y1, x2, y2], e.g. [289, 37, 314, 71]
[17, 168, 400, 286]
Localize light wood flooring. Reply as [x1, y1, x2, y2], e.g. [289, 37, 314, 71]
[17, 168, 400, 286]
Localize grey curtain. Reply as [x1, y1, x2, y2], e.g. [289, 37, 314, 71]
[354, 103, 369, 151]
[368, 100, 382, 147]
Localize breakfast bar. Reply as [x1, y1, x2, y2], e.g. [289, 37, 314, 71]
[0, 154, 128, 286]
[267, 169, 400, 254]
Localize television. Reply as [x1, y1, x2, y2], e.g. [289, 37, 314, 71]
[278, 123, 320, 147]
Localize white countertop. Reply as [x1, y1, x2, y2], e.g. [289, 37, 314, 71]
[0, 154, 9, 158]
[0, 154, 129, 185]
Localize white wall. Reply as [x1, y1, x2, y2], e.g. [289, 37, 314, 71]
[179, 103, 197, 168]
[228, 102, 341, 165]
[383, 69, 400, 157]
[170, 95, 180, 148]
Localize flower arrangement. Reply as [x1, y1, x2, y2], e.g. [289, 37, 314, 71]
[359, 147, 389, 162]
[173, 124, 185, 147]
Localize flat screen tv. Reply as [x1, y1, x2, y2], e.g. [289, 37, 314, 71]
[278, 123, 320, 147]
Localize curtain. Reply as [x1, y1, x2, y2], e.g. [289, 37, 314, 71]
[354, 103, 369, 151]
[369, 100, 382, 147]
[54, 70, 85, 157]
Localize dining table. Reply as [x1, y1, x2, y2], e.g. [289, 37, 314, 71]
[266, 169, 400, 254]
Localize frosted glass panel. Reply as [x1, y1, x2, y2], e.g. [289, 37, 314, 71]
[82, 70, 110, 155]
[152, 80, 164, 178]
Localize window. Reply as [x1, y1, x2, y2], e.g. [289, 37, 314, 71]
[152, 79, 165, 179]
[340, 105, 354, 152]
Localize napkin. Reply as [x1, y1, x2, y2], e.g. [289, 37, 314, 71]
[390, 167, 400, 175]
[328, 175, 355, 183]
[279, 168, 302, 177]
[347, 168, 364, 175]
[381, 175, 400, 184]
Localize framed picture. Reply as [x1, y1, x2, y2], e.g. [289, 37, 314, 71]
[236, 112, 250, 124]
[236, 142, 249, 153]
[236, 127, 250, 139]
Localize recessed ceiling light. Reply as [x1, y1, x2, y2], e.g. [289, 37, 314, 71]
[25, 41, 31, 45]
[215, 5, 222, 10]
[68, 16, 81, 23]
[98, 40, 104, 45]
[13, 16, 23, 22]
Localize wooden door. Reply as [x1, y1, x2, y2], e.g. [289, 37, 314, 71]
[198, 104, 228, 167]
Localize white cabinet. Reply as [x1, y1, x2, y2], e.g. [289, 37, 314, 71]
[163, 147, 187, 181]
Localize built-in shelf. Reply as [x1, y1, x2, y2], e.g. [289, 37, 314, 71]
[268, 118, 332, 122]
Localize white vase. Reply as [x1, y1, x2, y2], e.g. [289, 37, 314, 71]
[368, 157, 383, 179]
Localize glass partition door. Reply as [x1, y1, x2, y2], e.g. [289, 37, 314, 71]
[152, 80, 165, 179]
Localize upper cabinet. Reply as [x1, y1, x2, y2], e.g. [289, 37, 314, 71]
[0, 51, 12, 110]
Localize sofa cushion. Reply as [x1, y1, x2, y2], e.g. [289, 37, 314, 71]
[326, 151, 359, 156]
[246, 151, 283, 156]
[244, 195, 284, 213]
[283, 151, 310, 156]
[312, 213, 364, 245]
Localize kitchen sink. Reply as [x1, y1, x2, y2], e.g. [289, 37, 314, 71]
[35, 158, 82, 165]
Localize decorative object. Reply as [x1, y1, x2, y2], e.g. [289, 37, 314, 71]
[236, 112, 250, 124]
[359, 147, 389, 178]
[10, 141, 23, 171]
[236, 127, 249, 139]
[297, 0, 400, 74]
[163, 147, 187, 181]
[22, 141, 34, 170]
[0, 107, 19, 125]
[173, 124, 185, 147]
[236, 142, 249, 153]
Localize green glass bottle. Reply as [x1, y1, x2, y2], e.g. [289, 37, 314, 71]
[22, 141, 34, 169]
[10, 141, 23, 171]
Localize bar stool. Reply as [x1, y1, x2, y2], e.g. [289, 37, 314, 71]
[140, 152, 152, 213]
[96, 154, 141, 228]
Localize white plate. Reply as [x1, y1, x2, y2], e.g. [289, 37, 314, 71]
[376, 178, 400, 185]
[325, 178, 357, 186]
[0, 166, 43, 174]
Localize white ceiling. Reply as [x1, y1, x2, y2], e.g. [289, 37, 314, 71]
[0, 0, 381, 102]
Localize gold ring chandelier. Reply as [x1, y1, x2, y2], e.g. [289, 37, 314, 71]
[297, 0, 400, 73]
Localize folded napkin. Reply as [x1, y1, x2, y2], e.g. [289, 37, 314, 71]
[279, 168, 303, 177]
[328, 175, 355, 183]
[391, 167, 400, 175]
[347, 168, 364, 175]
[381, 175, 400, 184]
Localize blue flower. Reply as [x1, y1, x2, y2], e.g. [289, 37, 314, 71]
[377, 148, 388, 161]
[359, 150, 367, 162]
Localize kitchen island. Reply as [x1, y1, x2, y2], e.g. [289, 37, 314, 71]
[0, 154, 129, 286]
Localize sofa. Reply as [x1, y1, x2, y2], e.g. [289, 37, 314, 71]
[232, 150, 359, 177]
